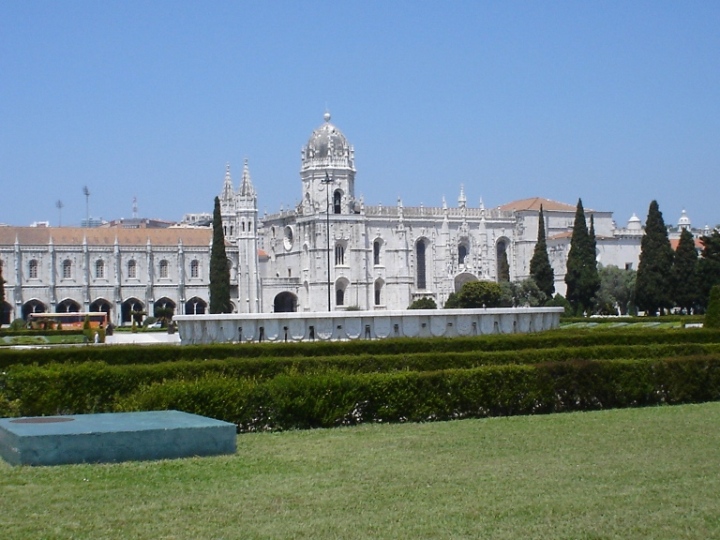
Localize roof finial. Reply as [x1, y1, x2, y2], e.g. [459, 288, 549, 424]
[324, 110, 331, 123]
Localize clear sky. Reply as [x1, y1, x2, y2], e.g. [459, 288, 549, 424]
[1, 1, 718, 229]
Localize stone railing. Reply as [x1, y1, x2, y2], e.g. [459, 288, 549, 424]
[175, 307, 564, 344]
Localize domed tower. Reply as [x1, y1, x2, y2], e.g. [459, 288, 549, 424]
[300, 112, 356, 215]
[678, 209, 692, 231]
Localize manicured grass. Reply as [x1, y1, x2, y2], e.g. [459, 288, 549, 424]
[2, 403, 719, 539]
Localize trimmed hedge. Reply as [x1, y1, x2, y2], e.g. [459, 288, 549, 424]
[114, 355, 720, 432]
[4, 343, 720, 418]
[2, 328, 720, 369]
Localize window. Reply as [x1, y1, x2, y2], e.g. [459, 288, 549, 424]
[416, 241, 426, 289]
[95, 260, 105, 279]
[190, 260, 199, 278]
[333, 190, 342, 214]
[336, 288, 345, 306]
[373, 240, 381, 265]
[458, 244, 468, 265]
[335, 244, 345, 266]
[29, 259, 38, 279]
[159, 260, 169, 278]
[128, 260, 137, 278]
[374, 280, 383, 305]
[62, 259, 72, 279]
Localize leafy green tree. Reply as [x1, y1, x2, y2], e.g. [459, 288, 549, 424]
[547, 293, 573, 317]
[529, 205, 554, 299]
[705, 285, 720, 328]
[456, 281, 503, 308]
[444, 292, 460, 309]
[408, 297, 437, 309]
[697, 230, 720, 310]
[209, 196, 232, 314]
[498, 279, 547, 307]
[671, 228, 699, 313]
[565, 199, 599, 315]
[635, 200, 674, 316]
[594, 265, 636, 315]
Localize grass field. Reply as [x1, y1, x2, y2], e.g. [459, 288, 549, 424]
[2, 403, 719, 539]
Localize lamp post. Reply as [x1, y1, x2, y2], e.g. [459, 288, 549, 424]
[322, 172, 332, 311]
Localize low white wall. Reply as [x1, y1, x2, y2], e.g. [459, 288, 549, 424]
[174, 307, 564, 345]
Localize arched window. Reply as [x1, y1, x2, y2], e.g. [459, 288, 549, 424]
[374, 279, 383, 306]
[373, 240, 381, 266]
[62, 259, 72, 279]
[190, 260, 199, 278]
[335, 244, 345, 266]
[127, 259, 137, 278]
[458, 244, 468, 265]
[159, 260, 169, 278]
[28, 259, 38, 279]
[333, 190, 342, 214]
[95, 260, 105, 279]
[416, 241, 427, 289]
[336, 288, 345, 306]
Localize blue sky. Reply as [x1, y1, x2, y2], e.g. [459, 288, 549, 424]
[1, 1, 718, 229]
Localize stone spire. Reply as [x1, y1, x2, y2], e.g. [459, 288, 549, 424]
[458, 185, 467, 208]
[239, 159, 256, 198]
[221, 163, 235, 202]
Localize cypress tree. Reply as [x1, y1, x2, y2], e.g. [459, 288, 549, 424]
[565, 199, 599, 315]
[0, 261, 5, 328]
[497, 250, 510, 282]
[706, 284, 720, 329]
[529, 205, 555, 299]
[635, 200, 674, 316]
[697, 230, 720, 310]
[209, 196, 232, 314]
[671, 228, 699, 313]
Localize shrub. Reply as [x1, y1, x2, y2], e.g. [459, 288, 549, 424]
[409, 297, 437, 309]
[456, 281, 503, 308]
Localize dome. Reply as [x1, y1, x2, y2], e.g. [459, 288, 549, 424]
[678, 209, 691, 229]
[304, 112, 351, 160]
[627, 213, 642, 230]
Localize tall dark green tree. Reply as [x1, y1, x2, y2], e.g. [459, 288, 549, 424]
[209, 196, 232, 314]
[529, 205, 555, 299]
[697, 230, 720, 310]
[0, 261, 5, 328]
[671, 228, 699, 313]
[497, 250, 510, 282]
[565, 199, 599, 315]
[635, 200, 674, 316]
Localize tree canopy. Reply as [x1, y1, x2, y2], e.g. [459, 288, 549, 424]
[529, 205, 554, 300]
[0, 262, 5, 328]
[209, 196, 232, 314]
[564, 199, 599, 315]
[635, 200, 674, 316]
[453, 281, 503, 308]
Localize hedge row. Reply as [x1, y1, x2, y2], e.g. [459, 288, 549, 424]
[2, 328, 720, 368]
[4, 343, 720, 418]
[114, 355, 720, 432]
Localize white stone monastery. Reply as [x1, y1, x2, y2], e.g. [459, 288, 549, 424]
[0, 113, 701, 326]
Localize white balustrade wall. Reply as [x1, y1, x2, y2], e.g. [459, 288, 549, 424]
[174, 307, 564, 344]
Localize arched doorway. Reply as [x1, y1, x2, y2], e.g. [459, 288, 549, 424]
[273, 292, 297, 313]
[22, 299, 46, 320]
[121, 298, 145, 325]
[454, 272, 478, 292]
[56, 298, 81, 313]
[89, 298, 112, 320]
[185, 297, 207, 315]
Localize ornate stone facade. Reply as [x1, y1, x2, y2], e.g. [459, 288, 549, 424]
[1, 113, 656, 324]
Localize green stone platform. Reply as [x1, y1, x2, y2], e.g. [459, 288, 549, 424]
[0, 410, 236, 466]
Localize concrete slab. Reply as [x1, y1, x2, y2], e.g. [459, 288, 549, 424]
[0, 410, 236, 466]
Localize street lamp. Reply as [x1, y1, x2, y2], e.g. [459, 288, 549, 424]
[322, 172, 333, 311]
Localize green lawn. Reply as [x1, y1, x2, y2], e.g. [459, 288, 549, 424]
[2, 403, 719, 539]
